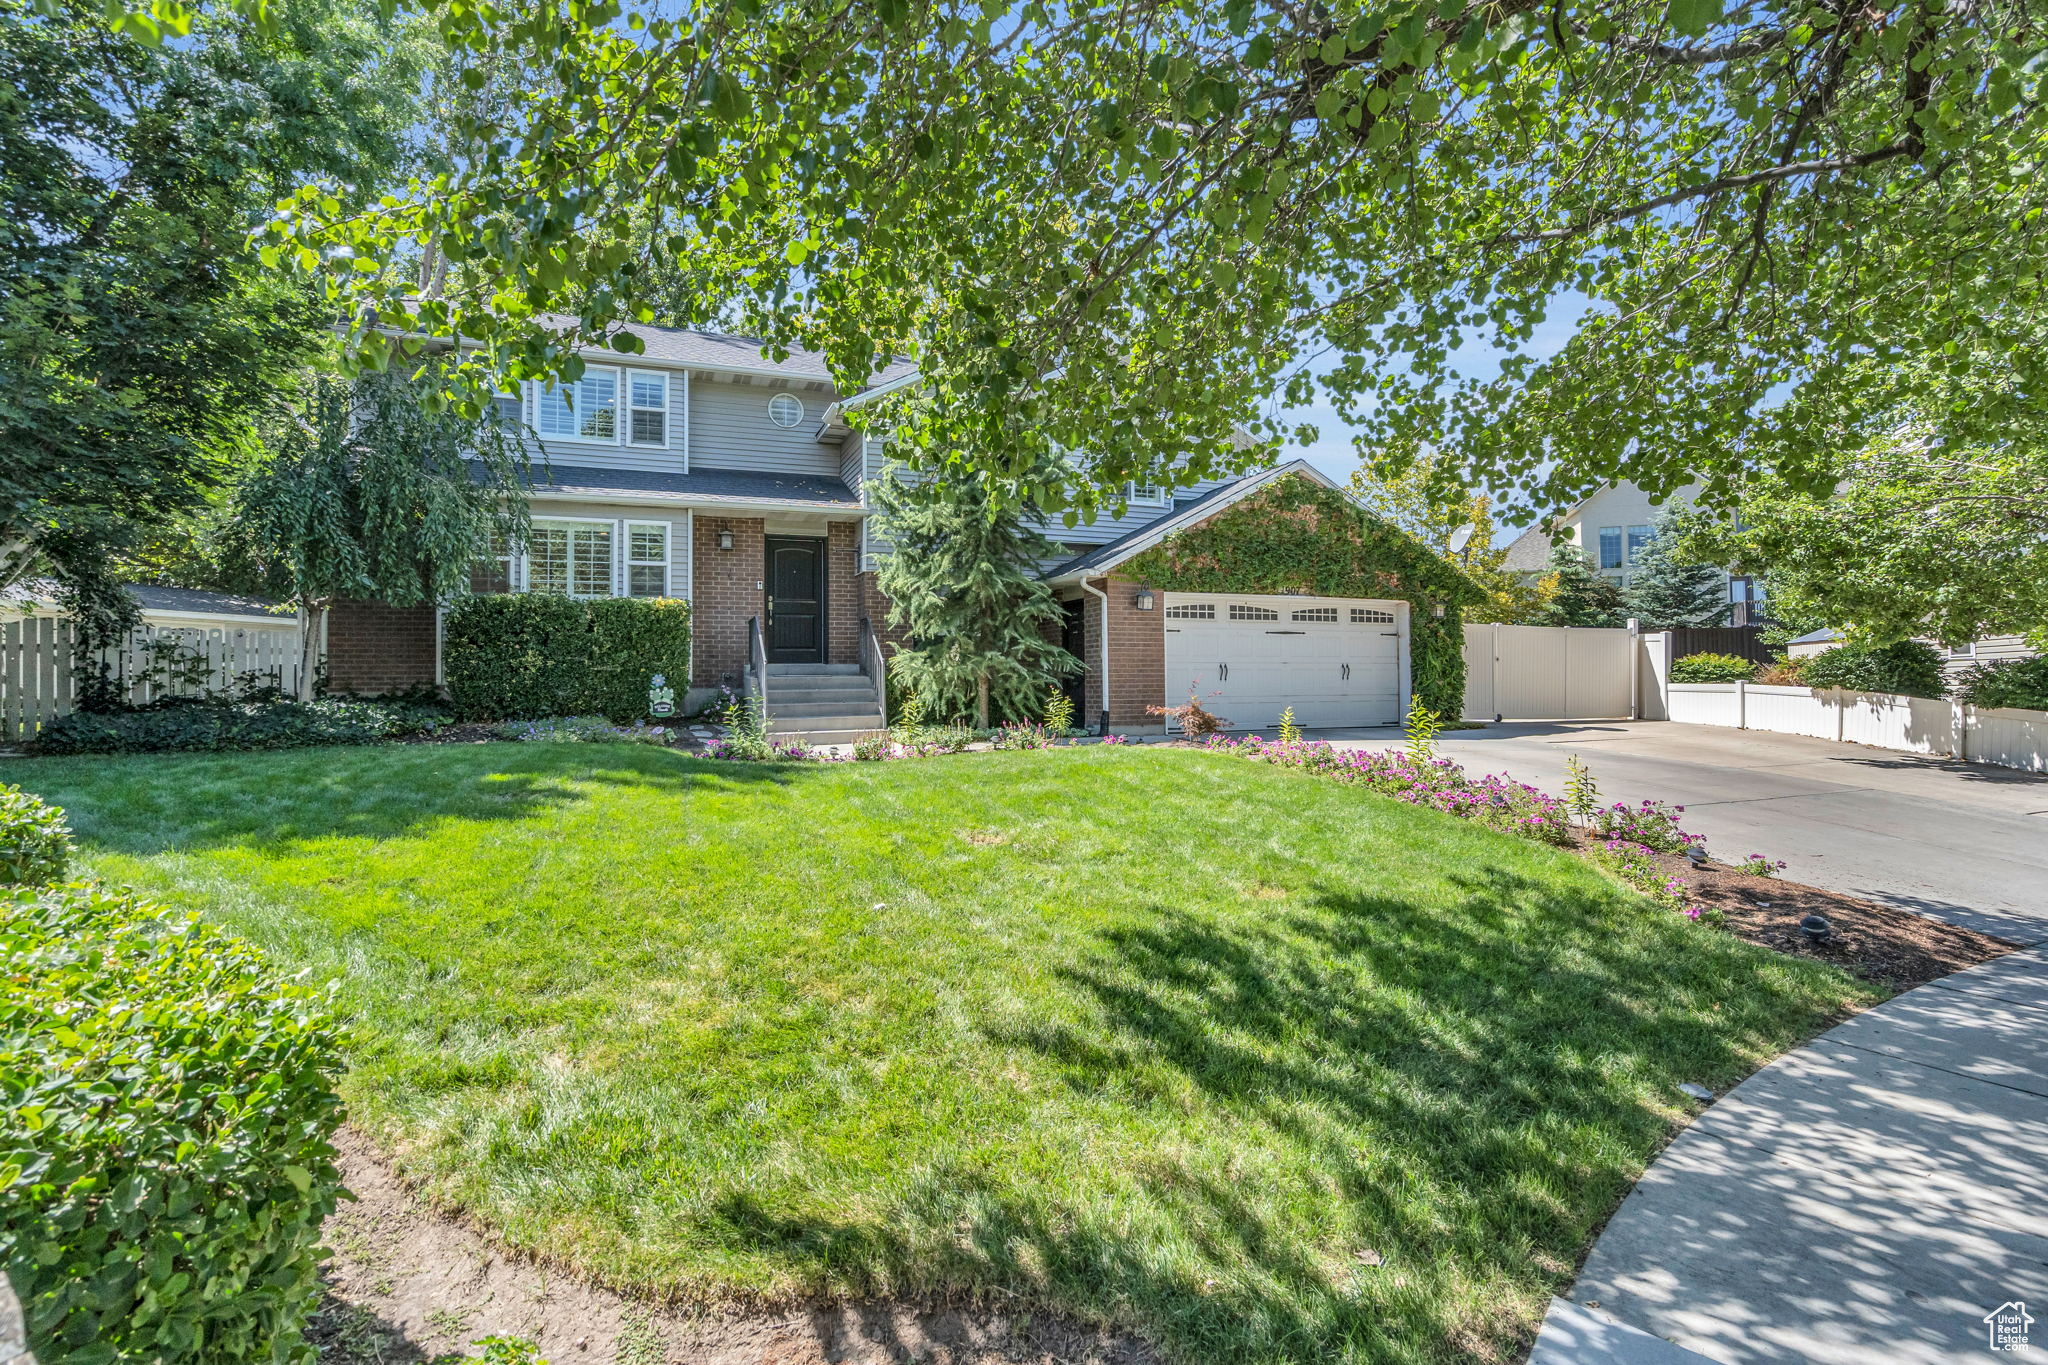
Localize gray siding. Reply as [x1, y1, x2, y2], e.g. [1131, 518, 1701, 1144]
[1943, 634, 2040, 678]
[1050, 474, 1238, 545]
[504, 365, 688, 474]
[688, 375, 844, 478]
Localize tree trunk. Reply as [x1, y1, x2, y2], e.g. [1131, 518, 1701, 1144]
[298, 598, 325, 702]
[976, 672, 989, 730]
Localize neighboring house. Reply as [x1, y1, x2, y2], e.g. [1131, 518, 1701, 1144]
[1789, 626, 2039, 680]
[1, 580, 297, 636]
[321, 320, 1445, 736]
[1501, 481, 1764, 622]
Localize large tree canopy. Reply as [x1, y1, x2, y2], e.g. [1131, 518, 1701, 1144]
[241, 0, 2046, 521]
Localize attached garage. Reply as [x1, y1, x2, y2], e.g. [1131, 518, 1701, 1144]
[1161, 592, 1407, 730]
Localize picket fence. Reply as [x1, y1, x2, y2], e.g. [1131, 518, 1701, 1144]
[1667, 681, 2048, 774]
[1, 617, 304, 741]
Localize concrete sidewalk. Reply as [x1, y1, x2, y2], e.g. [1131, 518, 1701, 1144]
[1530, 945, 2048, 1364]
[1301, 721, 2048, 943]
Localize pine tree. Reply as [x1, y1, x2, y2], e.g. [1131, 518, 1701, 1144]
[1623, 509, 1730, 630]
[869, 463, 1080, 728]
[1534, 542, 1627, 628]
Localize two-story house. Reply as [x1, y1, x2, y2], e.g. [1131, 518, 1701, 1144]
[1501, 481, 1765, 622]
[322, 320, 1442, 737]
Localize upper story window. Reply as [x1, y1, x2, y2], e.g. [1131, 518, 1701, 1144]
[1626, 524, 1654, 565]
[628, 373, 668, 447]
[1128, 482, 1170, 509]
[768, 393, 804, 427]
[1597, 526, 1624, 570]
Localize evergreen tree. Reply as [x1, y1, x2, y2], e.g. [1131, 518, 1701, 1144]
[225, 365, 531, 698]
[1623, 510, 1730, 630]
[1534, 542, 1627, 628]
[869, 463, 1079, 728]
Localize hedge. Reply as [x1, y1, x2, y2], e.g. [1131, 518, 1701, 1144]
[0, 786, 72, 887]
[443, 593, 692, 722]
[1, 881, 347, 1364]
[1670, 652, 1757, 683]
[1799, 639, 1948, 699]
[1954, 655, 2048, 712]
[35, 696, 444, 756]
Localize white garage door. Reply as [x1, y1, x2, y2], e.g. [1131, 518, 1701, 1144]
[1162, 593, 1404, 730]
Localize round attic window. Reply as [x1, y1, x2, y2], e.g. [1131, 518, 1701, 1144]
[767, 393, 804, 427]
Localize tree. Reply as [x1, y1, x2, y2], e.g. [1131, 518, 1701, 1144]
[1533, 543, 1626, 629]
[868, 465, 1079, 728]
[226, 367, 531, 699]
[1349, 455, 1552, 624]
[228, 0, 2047, 524]
[1622, 510, 1729, 631]
[0, 0, 425, 649]
[1687, 421, 2048, 649]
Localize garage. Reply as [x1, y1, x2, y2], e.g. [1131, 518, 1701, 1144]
[1161, 592, 1406, 730]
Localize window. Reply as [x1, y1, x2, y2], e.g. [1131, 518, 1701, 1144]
[1626, 524, 1654, 566]
[1597, 526, 1624, 570]
[1164, 602, 1215, 620]
[768, 393, 804, 427]
[1351, 607, 1394, 624]
[626, 523, 669, 597]
[1128, 482, 1171, 509]
[628, 372, 668, 446]
[536, 369, 618, 442]
[1292, 607, 1338, 623]
[490, 389, 524, 433]
[1229, 604, 1279, 621]
[1947, 640, 1977, 659]
[527, 521, 615, 597]
[469, 532, 514, 594]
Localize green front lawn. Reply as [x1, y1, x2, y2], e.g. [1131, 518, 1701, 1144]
[2, 744, 1874, 1363]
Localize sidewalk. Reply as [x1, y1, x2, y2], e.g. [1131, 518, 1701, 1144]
[1530, 945, 2048, 1363]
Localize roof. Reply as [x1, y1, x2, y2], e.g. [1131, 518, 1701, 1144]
[532, 314, 919, 393]
[128, 585, 292, 619]
[523, 463, 863, 510]
[1788, 628, 1840, 645]
[1500, 525, 1557, 573]
[1043, 461, 1341, 581]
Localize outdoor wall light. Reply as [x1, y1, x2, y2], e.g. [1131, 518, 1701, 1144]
[1134, 590, 1155, 611]
[1431, 602, 1446, 618]
[718, 530, 734, 550]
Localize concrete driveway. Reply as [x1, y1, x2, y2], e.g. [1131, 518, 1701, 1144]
[1304, 720, 2048, 944]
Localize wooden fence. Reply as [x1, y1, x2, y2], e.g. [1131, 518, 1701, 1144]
[2, 618, 304, 742]
[1668, 625, 1775, 666]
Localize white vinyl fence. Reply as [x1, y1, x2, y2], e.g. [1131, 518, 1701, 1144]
[1668, 681, 2048, 774]
[2, 618, 305, 741]
[1463, 623, 1637, 722]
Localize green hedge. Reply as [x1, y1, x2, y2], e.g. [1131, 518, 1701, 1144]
[1800, 639, 1948, 699]
[35, 697, 444, 756]
[1671, 652, 1758, 683]
[443, 594, 692, 722]
[1954, 655, 2048, 712]
[1, 882, 347, 1364]
[0, 785, 72, 886]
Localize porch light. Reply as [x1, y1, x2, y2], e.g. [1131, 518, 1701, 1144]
[718, 530, 734, 550]
[1134, 590, 1155, 611]
[1431, 602, 1446, 618]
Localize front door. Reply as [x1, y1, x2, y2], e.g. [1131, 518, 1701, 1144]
[1059, 598, 1087, 721]
[764, 536, 826, 663]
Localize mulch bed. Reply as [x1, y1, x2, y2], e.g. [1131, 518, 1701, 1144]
[1635, 848, 2017, 991]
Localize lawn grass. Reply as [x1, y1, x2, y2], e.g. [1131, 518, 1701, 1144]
[1, 743, 1877, 1363]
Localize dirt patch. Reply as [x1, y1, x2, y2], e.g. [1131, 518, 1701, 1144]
[312, 1130, 1159, 1365]
[1639, 850, 2017, 990]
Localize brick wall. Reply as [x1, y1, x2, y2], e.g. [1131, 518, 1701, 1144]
[324, 600, 438, 695]
[691, 516, 766, 689]
[827, 520, 860, 666]
[1080, 575, 1166, 731]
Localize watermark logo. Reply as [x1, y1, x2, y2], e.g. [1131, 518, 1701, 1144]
[1985, 1301, 2034, 1351]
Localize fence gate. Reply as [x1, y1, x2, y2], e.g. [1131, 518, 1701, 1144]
[2, 618, 305, 742]
[1462, 623, 1636, 721]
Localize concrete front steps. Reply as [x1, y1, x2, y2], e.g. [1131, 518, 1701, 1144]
[762, 662, 884, 742]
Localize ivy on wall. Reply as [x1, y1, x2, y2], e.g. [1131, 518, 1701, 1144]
[1121, 474, 1484, 718]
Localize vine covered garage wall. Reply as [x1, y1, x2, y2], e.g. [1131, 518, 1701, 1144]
[1122, 474, 1484, 719]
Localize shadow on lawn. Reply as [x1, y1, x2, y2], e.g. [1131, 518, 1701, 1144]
[710, 865, 1855, 1364]
[3, 743, 824, 855]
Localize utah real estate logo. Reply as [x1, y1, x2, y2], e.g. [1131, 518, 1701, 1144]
[1985, 1301, 2034, 1351]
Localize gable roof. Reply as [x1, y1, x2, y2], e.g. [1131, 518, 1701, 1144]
[531, 314, 919, 393]
[1042, 460, 1342, 583]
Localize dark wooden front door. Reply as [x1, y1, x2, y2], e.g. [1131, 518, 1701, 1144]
[765, 536, 826, 663]
[1060, 598, 1087, 719]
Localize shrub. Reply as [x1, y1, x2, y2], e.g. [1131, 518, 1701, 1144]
[1799, 639, 1947, 699]
[1589, 799, 1697, 854]
[1149, 682, 1229, 737]
[443, 594, 691, 722]
[1587, 839, 1701, 918]
[496, 716, 672, 745]
[0, 786, 72, 887]
[1670, 652, 1757, 683]
[35, 696, 441, 756]
[991, 722, 1058, 750]
[1, 882, 346, 1364]
[1954, 655, 2048, 712]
